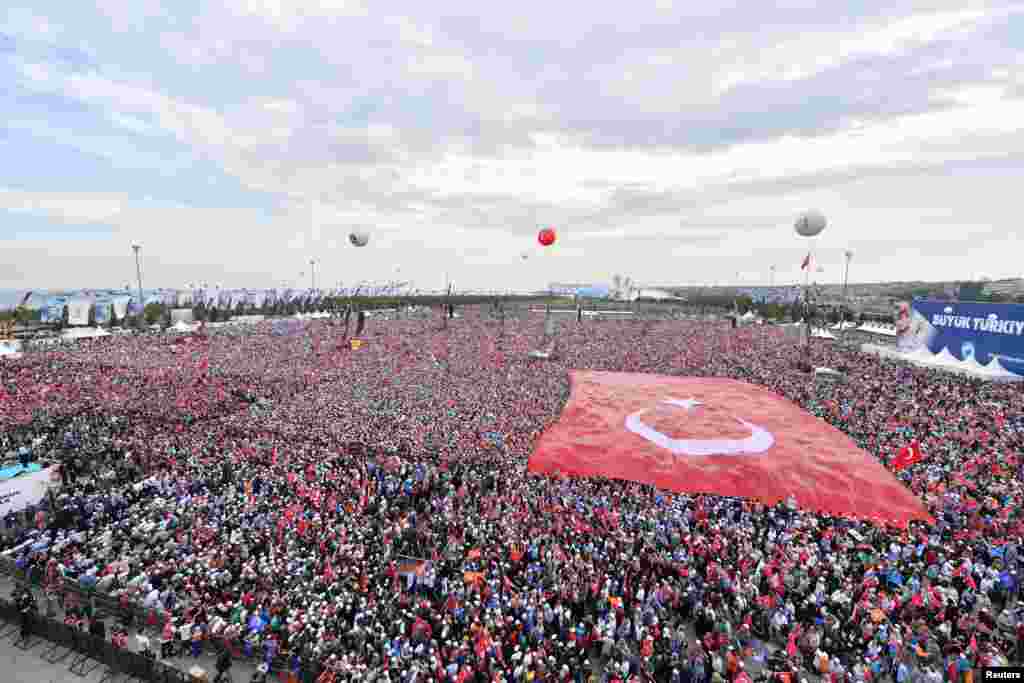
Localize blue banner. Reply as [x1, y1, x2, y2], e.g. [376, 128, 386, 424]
[910, 299, 1024, 376]
[740, 286, 801, 304]
[94, 298, 112, 325]
[40, 296, 66, 323]
[574, 285, 611, 298]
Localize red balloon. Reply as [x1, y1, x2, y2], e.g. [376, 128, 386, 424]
[538, 228, 556, 247]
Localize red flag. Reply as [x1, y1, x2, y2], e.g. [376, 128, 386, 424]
[397, 560, 426, 577]
[800, 253, 811, 270]
[475, 628, 490, 660]
[527, 371, 932, 525]
[892, 441, 924, 471]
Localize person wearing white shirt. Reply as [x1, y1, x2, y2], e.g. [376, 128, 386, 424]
[178, 622, 192, 657]
[143, 588, 161, 610]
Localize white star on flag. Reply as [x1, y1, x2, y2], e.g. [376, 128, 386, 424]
[665, 398, 703, 411]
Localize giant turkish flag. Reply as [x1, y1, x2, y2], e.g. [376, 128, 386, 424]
[528, 371, 932, 526]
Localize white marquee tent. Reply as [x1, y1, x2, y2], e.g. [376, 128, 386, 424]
[862, 343, 1022, 382]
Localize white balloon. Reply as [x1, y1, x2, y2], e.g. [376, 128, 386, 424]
[348, 229, 370, 247]
[794, 210, 827, 237]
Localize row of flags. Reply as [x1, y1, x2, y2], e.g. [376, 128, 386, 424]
[32, 283, 417, 321]
[188, 283, 411, 308]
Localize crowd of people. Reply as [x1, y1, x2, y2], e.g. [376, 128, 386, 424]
[0, 309, 1022, 683]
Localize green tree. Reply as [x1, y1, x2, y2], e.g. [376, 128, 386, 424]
[143, 302, 164, 325]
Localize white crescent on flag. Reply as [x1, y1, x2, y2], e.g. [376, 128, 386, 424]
[625, 398, 775, 456]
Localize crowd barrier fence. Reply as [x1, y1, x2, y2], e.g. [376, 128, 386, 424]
[0, 557, 323, 683]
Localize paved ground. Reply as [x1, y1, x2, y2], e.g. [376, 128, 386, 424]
[0, 630, 109, 683]
[0, 627, 259, 683]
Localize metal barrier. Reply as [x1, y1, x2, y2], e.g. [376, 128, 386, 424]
[39, 618, 74, 664]
[0, 571, 322, 683]
[22, 614, 192, 683]
[0, 599, 20, 639]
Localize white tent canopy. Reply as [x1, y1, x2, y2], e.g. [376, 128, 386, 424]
[858, 323, 898, 337]
[61, 327, 109, 340]
[0, 340, 22, 358]
[861, 343, 1022, 382]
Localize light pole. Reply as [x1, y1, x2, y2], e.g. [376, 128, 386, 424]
[131, 243, 144, 324]
[309, 259, 317, 291]
[842, 250, 853, 301]
[842, 249, 854, 331]
[769, 265, 776, 289]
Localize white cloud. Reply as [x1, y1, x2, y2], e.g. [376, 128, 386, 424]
[715, 5, 1009, 91]
[406, 53, 476, 81]
[3, 1, 1024, 289]
[0, 188, 126, 224]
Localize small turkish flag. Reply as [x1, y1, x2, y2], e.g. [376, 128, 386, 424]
[892, 441, 924, 471]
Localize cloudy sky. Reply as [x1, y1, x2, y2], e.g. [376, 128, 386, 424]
[2, 1, 1022, 292]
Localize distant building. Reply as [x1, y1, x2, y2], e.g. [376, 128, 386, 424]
[574, 286, 612, 299]
[982, 279, 1024, 297]
[548, 283, 596, 296]
[630, 288, 682, 301]
[958, 282, 985, 300]
[737, 287, 801, 304]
